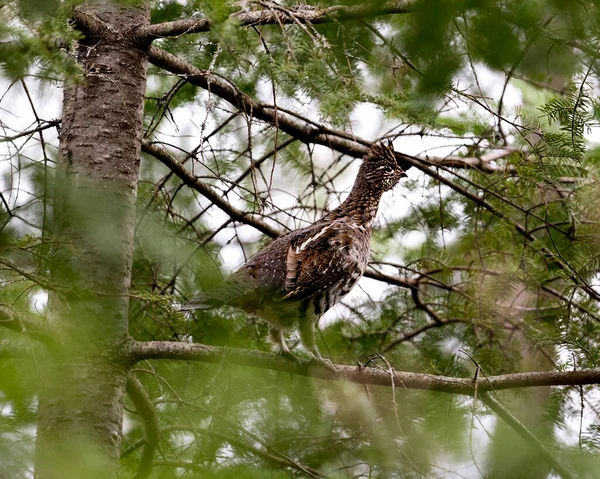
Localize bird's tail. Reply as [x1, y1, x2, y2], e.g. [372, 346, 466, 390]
[179, 300, 211, 312]
[179, 291, 224, 311]
[179, 278, 248, 311]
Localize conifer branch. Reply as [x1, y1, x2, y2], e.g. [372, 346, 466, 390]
[146, 45, 520, 175]
[138, 1, 416, 41]
[141, 140, 281, 238]
[0, 258, 64, 293]
[126, 376, 160, 479]
[0, 303, 49, 341]
[130, 340, 600, 395]
[480, 393, 574, 479]
[163, 425, 323, 478]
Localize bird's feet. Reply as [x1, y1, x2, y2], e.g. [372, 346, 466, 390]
[307, 355, 338, 374]
[278, 348, 305, 365]
[277, 349, 337, 374]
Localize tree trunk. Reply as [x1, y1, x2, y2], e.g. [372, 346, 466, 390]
[34, 2, 149, 478]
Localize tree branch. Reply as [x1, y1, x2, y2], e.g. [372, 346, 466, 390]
[126, 375, 161, 479]
[129, 340, 600, 395]
[146, 45, 516, 175]
[138, 1, 415, 41]
[380, 319, 466, 353]
[0, 257, 65, 294]
[0, 302, 49, 342]
[480, 392, 573, 479]
[0, 119, 61, 144]
[141, 140, 280, 238]
[147, 45, 372, 156]
[363, 268, 417, 289]
[163, 425, 323, 478]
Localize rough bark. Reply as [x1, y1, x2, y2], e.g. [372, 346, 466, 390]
[130, 340, 600, 393]
[34, 2, 149, 478]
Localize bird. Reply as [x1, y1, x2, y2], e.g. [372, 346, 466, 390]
[183, 142, 407, 364]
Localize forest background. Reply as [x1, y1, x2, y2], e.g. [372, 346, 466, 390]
[1, 1, 600, 478]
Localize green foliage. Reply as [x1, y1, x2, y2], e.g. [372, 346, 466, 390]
[538, 85, 598, 162]
[0, 0, 82, 80]
[5, 0, 600, 478]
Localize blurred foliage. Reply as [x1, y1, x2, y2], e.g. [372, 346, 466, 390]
[2, 0, 600, 477]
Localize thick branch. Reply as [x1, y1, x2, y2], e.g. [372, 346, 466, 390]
[130, 340, 600, 395]
[440, 147, 518, 174]
[147, 45, 372, 157]
[138, 1, 415, 41]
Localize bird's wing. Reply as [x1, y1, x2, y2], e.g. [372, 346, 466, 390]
[282, 220, 368, 303]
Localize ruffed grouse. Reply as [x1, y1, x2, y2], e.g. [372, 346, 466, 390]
[184, 142, 406, 362]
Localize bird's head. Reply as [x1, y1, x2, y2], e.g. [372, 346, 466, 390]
[360, 141, 407, 191]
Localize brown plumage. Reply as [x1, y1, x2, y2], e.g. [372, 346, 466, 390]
[184, 142, 406, 362]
